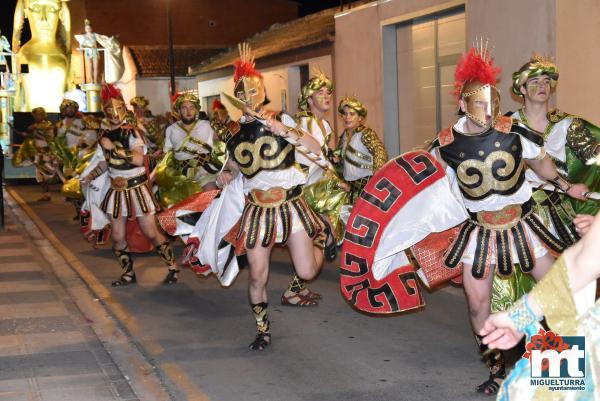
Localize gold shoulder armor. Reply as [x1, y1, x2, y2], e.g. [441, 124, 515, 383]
[82, 115, 101, 130]
[360, 127, 388, 171]
[547, 108, 569, 123]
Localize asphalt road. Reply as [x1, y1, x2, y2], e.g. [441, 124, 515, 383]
[9, 183, 491, 401]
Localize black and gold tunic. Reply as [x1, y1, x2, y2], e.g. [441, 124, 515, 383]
[433, 116, 565, 279]
[227, 119, 324, 249]
[100, 124, 159, 218]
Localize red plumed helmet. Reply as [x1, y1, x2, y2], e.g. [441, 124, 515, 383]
[101, 84, 123, 104]
[233, 42, 262, 83]
[454, 43, 501, 99]
[212, 99, 225, 111]
[233, 59, 261, 83]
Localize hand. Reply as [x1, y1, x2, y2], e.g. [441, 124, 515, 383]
[574, 214, 595, 235]
[216, 171, 233, 188]
[567, 183, 589, 200]
[479, 311, 524, 350]
[152, 149, 164, 159]
[100, 137, 115, 150]
[115, 148, 127, 159]
[265, 117, 287, 137]
[260, 110, 278, 120]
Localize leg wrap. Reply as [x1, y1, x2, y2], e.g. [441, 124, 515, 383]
[156, 242, 177, 269]
[157, 242, 179, 285]
[475, 334, 506, 377]
[251, 302, 270, 334]
[287, 273, 306, 293]
[112, 248, 136, 286]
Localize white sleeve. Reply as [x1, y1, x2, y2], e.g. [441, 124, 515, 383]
[129, 133, 146, 152]
[201, 122, 214, 147]
[520, 135, 543, 160]
[163, 128, 173, 152]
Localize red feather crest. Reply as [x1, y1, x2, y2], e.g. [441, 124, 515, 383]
[101, 84, 123, 103]
[233, 42, 262, 83]
[454, 47, 501, 98]
[212, 99, 225, 110]
[170, 92, 181, 106]
[233, 59, 261, 83]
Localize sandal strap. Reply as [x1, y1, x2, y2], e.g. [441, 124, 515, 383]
[112, 272, 136, 286]
[281, 292, 317, 306]
[476, 373, 504, 395]
[249, 332, 271, 350]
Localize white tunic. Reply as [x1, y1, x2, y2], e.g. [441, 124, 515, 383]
[295, 116, 331, 185]
[164, 120, 216, 179]
[164, 120, 214, 160]
[341, 129, 374, 181]
[56, 117, 97, 148]
[512, 110, 573, 188]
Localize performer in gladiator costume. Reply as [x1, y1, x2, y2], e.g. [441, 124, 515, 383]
[336, 96, 388, 203]
[154, 93, 220, 208]
[210, 99, 232, 143]
[130, 96, 166, 154]
[338, 41, 589, 396]
[431, 42, 589, 395]
[216, 44, 325, 350]
[56, 99, 98, 155]
[164, 93, 219, 191]
[29, 107, 58, 201]
[279, 72, 338, 307]
[512, 55, 600, 219]
[82, 85, 179, 286]
[56, 98, 98, 218]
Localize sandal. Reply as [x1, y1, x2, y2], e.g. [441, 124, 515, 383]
[298, 287, 322, 301]
[476, 372, 505, 395]
[112, 272, 137, 287]
[163, 269, 179, 285]
[249, 332, 271, 351]
[281, 291, 318, 307]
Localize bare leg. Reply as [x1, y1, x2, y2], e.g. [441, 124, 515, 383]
[462, 264, 505, 395]
[136, 214, 167, 246]
[287, 230, 320, 280]
[247, 244, 272, 304]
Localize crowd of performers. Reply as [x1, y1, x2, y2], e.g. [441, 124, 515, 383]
[11, 40, 600, 398]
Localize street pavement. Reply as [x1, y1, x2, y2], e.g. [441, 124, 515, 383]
[0, 196, 155, 400]
[4, 183, 494, 401]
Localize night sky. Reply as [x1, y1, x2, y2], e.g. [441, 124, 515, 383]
[0, 0, 19, 44]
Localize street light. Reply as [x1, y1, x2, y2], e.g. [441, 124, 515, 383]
[166, 0, 176, 96]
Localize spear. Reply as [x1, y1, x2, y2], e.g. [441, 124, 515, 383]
[220, 92, 335, 173]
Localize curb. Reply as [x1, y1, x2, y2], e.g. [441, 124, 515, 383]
[6, 188, 174, 401]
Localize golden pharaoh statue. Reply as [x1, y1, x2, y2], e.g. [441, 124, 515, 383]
[12, 0, 71, 112]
